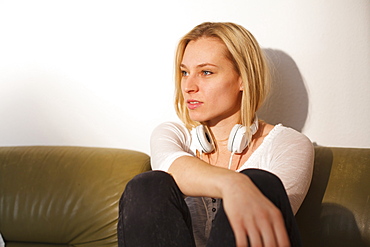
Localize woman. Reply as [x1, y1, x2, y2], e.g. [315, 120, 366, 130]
[118, 22, 314, 247]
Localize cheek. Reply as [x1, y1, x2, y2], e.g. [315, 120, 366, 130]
[221, 88, 242, 106]
[215, 81, 241, 97]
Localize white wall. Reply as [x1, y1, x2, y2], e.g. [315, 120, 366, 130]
[1, 0, 369, 154]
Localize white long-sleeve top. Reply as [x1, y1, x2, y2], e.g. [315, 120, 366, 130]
[150, 121, 314, 214]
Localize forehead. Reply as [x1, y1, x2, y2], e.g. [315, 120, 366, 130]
[181, 37, 229, 66]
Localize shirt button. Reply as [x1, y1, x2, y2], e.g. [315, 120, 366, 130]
[212, 208, 216, 212]
[212, 198, 216, 203]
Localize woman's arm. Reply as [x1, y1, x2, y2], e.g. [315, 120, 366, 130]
[169, 156, 290, 247]
[151, 122, 290, 246]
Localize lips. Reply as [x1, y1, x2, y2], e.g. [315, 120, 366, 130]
[187, 100, 203, 110]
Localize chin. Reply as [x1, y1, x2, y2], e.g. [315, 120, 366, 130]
[189, 112, 207, 121]
[190, 118, 205, 123]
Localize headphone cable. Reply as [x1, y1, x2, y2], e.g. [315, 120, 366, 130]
[228, 151, 236, 170]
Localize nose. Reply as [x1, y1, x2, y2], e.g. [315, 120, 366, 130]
[183, 75, 199, 94]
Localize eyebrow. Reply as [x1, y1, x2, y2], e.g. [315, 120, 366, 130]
[180, 63, 218, 69]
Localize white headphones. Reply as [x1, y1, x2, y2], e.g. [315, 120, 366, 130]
[194, 116, 259, 154]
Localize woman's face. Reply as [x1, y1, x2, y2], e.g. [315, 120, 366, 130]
[180, 37, 243, 126]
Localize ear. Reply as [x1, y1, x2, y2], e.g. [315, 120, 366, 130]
[238, 77, 244, 91]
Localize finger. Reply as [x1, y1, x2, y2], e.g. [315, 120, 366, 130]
[257, 219, 277, 247]
[273, 220, 290, 247]
[264, 210, 290, 247]
[233, 226, 248, 247]
[245, 223, 263, 247]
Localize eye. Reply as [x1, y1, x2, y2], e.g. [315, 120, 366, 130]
[202, 70, 213, 76]
[181, 70, 189, 77]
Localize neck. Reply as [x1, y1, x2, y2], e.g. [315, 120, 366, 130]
[207, 116, 240, 146]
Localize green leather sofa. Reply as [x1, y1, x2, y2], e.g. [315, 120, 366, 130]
[0, 146, 369, 246]
[296, 147, 370, 247]
[0, 146, 150, 247]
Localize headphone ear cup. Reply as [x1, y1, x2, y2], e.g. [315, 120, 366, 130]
[195, 125, 215, 153]
[228, 124, 248, 154]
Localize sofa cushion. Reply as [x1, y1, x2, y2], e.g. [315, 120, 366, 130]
[0, 146, 151, 247]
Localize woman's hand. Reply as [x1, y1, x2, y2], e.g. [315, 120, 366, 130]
[169, 156, 290, 247]
[221, 173, 290, 247]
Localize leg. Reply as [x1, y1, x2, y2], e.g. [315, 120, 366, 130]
[207, 169, 302, 247]
[117, 170, 196, 247]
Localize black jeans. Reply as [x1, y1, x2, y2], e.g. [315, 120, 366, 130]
[117, 169, 302, 247]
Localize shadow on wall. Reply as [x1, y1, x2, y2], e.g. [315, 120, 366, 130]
[257, 49, 309, 132]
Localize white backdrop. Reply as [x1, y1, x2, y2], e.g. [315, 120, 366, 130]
[1, 0, 369, 154]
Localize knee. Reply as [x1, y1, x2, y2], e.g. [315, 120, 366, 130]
[123, 170, 176, 200]
[125, 170, 173, 190]
[240, 169, 291, 211]
[240, 169, 286, 195]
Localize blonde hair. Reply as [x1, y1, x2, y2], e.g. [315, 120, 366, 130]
[174, 22, 270, 133]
